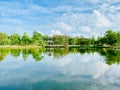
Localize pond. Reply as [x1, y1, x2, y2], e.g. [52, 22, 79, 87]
[0, 48, 120, 90]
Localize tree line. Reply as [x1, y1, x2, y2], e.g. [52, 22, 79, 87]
[0, 31, 45, 46]
[0, 30, 120, 46]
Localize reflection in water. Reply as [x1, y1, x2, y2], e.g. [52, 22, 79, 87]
[0, 48, 44, 62]
[97, 49, 120, 65]
[0, 48, 120, 65]
[22, 49, 44, 61]
[0, 48, 120, 90]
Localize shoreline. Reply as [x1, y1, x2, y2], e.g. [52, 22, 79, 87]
[0, 45, 118, 49]
[0, 46, 42, 49]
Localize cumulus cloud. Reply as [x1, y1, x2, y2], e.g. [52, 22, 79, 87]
[28, 4, 52, 14]
[53, 22, 72, 32]
[0, 0, 120, 37]
[52, 6, 72, 13]
[93, 10, 112, 28]
[90, 0, 100, 3]
[80, 26, 91, 33]
[51, 30, 63, 35]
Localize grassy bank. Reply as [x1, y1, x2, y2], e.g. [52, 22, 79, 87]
[0, 45, 119, 49]
[0, 46, 42, 49]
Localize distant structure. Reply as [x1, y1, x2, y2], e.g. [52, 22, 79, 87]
[45, 37, 54, 46]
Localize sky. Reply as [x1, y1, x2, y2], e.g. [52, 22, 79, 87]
[0, 0, 120, 37]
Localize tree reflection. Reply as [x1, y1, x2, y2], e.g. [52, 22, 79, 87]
[0, 48, 120, 65]
[22, 49, 30, 61]
[100, 49, 120, 65]
[0, 49, 10, 62]
[97, 48, 120, 65]
[22, 48, 44, 61]
[0, 55, 4, 62]
[31, 48, 44, 62]
[11, 49, 21, 57]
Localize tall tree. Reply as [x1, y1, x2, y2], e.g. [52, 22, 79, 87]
[32, 31, 44, 46]
[10, 34, 21, 45]
[62, 35, 69, 46]
[90, 35, 95, 45]
[53, 35, 62, 45]
[53, 35, 69, 46]
[0, 33, 10, 45]
[21, 32, 31, 46]
[116, 31, 120, 46]
[104, 30, 117, 46]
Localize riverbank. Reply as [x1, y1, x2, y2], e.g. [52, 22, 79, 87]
[0, 46, 42, 49]
[45, 45, 110, 48]
[0, 45, 120, 49]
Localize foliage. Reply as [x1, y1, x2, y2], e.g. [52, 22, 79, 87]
[0, 30, 119, 47]
[21, 32, 31, 46]
[96, 30, 118, 46]
[104, 30, 117, 46]
[0, 33, 10, 45]
[10, 34, 21, 45]
[32, 31, 45, 46]
[53, 35, 69, 46]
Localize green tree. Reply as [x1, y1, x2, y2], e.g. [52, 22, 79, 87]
[53, 35, 69, 46]
[10, 34, 21, 45]
[21, 32, 31, 46]
[116, 31, 120, 46]
[79, 36, 89, 46]
[32, 31, 44, 46]
[89, 36, 95, 46]
[104, 30, 117, 46]
[0, 33, 10, 45]
[62, 35, 69, 46]
[96, 36, 106, 46]
[69, 37, 78, 45]
[53, 35, 62, 45]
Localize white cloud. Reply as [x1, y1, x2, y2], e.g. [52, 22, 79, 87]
[0, 0, 120, 38]
[80, 26, 91, 33]
[93, 10, 112, 28]
[54, 22, 72, 32]
[100, 3, 120, 14]
[90, 0, 100, 3]
[51, 30, 63, 35]
[3, 18, 25, 25]
[28, 5, 52, 14]
[71, 33, 81, 37]
[52, 5, 89, 13]
[52, 6, 72, 13]
[71, 33, 89, 37]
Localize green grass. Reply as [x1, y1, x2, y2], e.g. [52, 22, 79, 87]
[0, 45, 42, 49]
[0, 45, 119, 49]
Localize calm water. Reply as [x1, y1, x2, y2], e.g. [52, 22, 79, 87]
[0, 48, 120, 90]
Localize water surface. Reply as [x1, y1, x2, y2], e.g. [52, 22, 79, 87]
[0, 48, 120, 90]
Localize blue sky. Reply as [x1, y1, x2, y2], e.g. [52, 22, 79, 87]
[0, 0, 120, 37]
